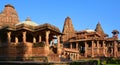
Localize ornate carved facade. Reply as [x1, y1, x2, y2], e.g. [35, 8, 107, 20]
[0, 4, 120, 62]
[61, 16, 120, 60]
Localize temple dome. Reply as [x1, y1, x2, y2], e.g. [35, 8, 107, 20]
[16, 17, 38, 26]
[85, 29, 95, 32]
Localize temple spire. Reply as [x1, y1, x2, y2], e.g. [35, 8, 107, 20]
[62, 16, 75, 42]
[0, 4, 19, 27]
[62, 16, 75, 33]
[95, 22, 105, 36]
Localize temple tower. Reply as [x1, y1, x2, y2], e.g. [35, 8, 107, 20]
[95, 22, 105, 36]
[0, 4, 19, 27]
[62, 16, 75, 43]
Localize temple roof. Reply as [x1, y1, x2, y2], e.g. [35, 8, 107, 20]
[16, 17, 38, 26]
[35, 23, 60, 33]
[76, 29, 95, 34]
[0, 21, 61, 34]
[85, 29, 95, 32]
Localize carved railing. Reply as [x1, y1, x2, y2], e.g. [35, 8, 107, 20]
[48, 54, 60, 62]
[87, 47, 92, 55]
[32, 47, 45, 56]
[93, 47, 98, 54]
[64, 48, 79, 53]
[99, 47, 104, 55]
[33, 42, 45, 47]
[106, 53, 113, 57]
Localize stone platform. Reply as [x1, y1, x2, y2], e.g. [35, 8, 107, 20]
[0, 60, 98, 65]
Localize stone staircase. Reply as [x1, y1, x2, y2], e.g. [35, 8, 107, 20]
[48, 47, 60, 62]
[48, 54, 60, 62]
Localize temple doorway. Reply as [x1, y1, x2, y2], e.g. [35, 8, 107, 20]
[79, 42, 85, 56]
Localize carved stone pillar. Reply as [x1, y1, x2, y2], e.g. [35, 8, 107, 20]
[97, 41, 99, 56]
[15, 37, 18, 44]
[75, 53, 76, 60]
[22, 31, 26, 43]
[91, 41, 94, 57]
[77, 54, 79, 60]
[70, 42, 72, 49]
[85, 41, 88, 57]
[76, 54, 78, 60]
[39, 35, 41, 42]
[7, 32, 11, 60]
[33, 37, 36, 43]
[7, 32, 11, 44]
[57, 35, 61, 54]
[57, 35, 60, 48]
[52, 39, 54, 46]
[44, 31, 50, 56]
[114, 41, 117, 57]
[76, 42, 78, 50]
[103, 41, 106, 57]
[45, 31, 50, 46]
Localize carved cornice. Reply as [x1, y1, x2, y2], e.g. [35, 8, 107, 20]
[0, 23, 61, 33]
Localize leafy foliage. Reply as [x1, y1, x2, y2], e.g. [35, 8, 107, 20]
[106, 58, 120, 64]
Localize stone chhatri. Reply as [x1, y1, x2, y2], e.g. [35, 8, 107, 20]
[0, 4, 62, 62]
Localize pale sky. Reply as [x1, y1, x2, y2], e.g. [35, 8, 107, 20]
[0, 0, 120, 37]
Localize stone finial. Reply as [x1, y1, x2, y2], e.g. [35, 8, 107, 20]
[5, 4, 15, 9]
[25, 17, 31, 21]
[66, 16, 70, 19]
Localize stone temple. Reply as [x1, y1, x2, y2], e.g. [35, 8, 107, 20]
[0, 4, 120, 62]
